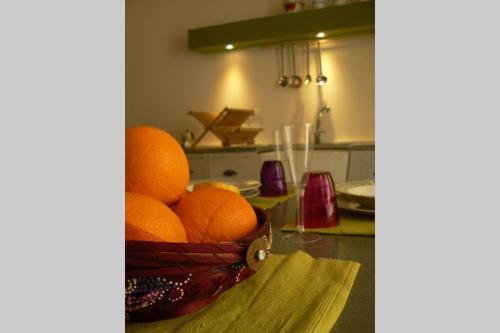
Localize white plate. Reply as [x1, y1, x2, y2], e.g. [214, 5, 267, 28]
[337, 196, 375, 216]
[336, 180, 375, 209]
[187, 179, 261, 192]
[242, 188, 260, 199]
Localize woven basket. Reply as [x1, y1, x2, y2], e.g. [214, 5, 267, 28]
[125, 207, 272, 322]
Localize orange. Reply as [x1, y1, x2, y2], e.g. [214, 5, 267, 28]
[126, 192, 187, 243]
[126, 126, 189, 206]
[174, 187, 257, 243]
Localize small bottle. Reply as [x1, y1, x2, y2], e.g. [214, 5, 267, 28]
[283, 0, 304, 13]
[181, 129, 195, 149]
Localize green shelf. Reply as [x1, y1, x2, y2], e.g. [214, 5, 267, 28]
[188, 1, 374, 53]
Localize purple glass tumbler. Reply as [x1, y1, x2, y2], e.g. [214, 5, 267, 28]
[259, 160, 288, 197]
[302, 171, 339, 228]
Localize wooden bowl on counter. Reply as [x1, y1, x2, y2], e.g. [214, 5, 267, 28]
[125, 207, 272, 322]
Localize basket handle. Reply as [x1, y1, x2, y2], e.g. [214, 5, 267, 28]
[244, 237, 268, 271]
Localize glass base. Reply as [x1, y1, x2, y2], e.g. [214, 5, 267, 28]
[282, 231, 321, 243]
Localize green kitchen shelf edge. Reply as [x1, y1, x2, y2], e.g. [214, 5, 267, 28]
[188, 1, 375, 53]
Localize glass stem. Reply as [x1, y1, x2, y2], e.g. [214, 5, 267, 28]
[296, 186, 305, 234]
[274, 130, 281, 161]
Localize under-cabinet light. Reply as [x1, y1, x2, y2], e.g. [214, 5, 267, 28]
[225, 44, 234, 50]
[316, 32, 326, 38]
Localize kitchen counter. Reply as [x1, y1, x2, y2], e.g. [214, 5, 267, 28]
[184, 142, 375, 154]
[268, 198, 375, 333]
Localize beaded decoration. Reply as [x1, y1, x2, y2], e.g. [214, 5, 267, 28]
[262, 228, 272, 255]
[233, 263, 246, 283]
[125, 273, 192, 316]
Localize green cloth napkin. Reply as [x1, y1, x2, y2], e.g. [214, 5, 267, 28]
[282, 212, 375, 236]
[247, 190, 296, 210]
[126, 251, 360, 333]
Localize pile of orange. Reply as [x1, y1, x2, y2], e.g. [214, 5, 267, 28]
[125, 125, 257, 244]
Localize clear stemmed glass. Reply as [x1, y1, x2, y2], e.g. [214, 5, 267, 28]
[281, 123, 321, 243]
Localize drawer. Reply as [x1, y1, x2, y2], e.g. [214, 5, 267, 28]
[209, 152, 260, 180]
[311, 150, 350, 184]
[347, 150, 375, 181]
[186, 154, 209, 180]
[258, 151, 279, 165]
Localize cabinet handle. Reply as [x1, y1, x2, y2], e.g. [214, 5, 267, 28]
[223, 169, 238, 177]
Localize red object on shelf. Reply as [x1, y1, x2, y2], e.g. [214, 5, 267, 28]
[283, 1, 304, 13]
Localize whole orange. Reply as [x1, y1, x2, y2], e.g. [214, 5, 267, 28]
[126, 126, 189, 206]
[174, 188, 257, 243]
[126, 192, 187, 243]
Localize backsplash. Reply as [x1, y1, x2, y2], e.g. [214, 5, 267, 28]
[126, 0, 374, 146]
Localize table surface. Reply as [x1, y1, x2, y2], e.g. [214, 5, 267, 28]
[268, 198, 375, 333]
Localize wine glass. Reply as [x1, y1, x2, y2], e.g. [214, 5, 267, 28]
[281, 123, 321, 243]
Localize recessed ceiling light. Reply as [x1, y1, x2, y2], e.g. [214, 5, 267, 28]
[316, 32, 326, 38]
[225, 44, 234, 50]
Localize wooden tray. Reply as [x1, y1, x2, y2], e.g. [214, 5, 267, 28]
[212, 128, 262, 147]
[188, 108, 262, 148]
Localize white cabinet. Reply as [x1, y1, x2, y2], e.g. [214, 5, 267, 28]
[186, 153, 209, 180]
[188, 147, 374, 183]
[347, 150, 375, 181]
[311, 150, 350, 184]
[186, 152, 259, 181]
[258, 152, 280, 165]
[208, 152, 260, 180]
[258, 150, 350, 184]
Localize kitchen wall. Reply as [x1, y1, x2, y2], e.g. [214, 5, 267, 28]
[126, 0, 374, 145]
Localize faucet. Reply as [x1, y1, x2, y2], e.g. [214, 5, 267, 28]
[314, 105, 331, 144]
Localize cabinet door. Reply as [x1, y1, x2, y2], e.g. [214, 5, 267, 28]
[311, 150, 350, 184]
[186, 154, 209, 180]
[348, 150, 375, 181]
[258, 150, 349, 184]
[209, 152, 260, 180]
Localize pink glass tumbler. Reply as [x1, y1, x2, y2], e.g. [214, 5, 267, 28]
[303, 171, 339, 228]
[259, 160, 288, 197]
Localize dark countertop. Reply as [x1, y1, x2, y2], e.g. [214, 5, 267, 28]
[184, 142, 375, 154]
[267, 198, 375, 333]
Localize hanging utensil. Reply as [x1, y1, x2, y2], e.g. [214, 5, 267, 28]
[304, 42, 312, 85]
[316, 40, 327, 85]
[290, 43, 302, 88]
[277, 44, 289, 87]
